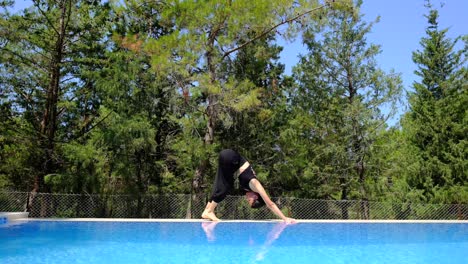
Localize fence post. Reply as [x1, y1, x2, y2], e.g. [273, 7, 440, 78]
[341, 200, 349, 220]
[25, 192, 30, 212]
[457, 203, 462, 220]
[185, 194, 192, 219]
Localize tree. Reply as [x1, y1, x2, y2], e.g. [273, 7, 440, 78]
[216, 32, 293, 197]
[138, 0, 344, 215]
[401, 2, 467, 204]
[61, 0, 183, 200]
[289, 0, 402, 218]
[0, 0, 111, 197]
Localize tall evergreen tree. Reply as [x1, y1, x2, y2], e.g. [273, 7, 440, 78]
[401, 2, 467, 204]
[288, 0, 402, 218]
[87, 0, 181, 198]
[139, 0, 346, 214]
[0, 1, 111, 196]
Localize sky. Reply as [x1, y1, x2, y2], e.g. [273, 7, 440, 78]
[8, 0, 468, 125]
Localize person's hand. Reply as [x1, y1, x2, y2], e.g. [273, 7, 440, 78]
[283, 217, 297, 224]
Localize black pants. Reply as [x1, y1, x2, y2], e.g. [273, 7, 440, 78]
[209, 149, 245, 203]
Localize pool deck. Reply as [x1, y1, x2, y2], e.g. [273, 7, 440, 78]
[9, 217, 468, 223]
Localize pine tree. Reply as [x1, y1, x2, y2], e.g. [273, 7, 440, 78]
[0, 1, 111, 196]
[139, 0, 346, 215]
[289, 0, 402, 218]
[402, 2, 467, 204]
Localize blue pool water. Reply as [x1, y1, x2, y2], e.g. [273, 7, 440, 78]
[1, 221, 467, 264]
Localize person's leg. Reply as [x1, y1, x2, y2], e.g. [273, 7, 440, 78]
[202, 201, 220, 221]
[201, 166, 226, 221]
[201, 149, 237, 221]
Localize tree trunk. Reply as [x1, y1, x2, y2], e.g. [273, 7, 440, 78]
[190, 34, 219, 217]
[340, 177, 349, 219]
[29, 1, 68, 212]
[346, 65, 369, 219]
[357, 159, 369, 219]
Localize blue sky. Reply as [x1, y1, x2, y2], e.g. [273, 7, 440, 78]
[9, 0, 468, 125]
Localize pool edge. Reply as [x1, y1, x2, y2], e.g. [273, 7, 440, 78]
[14, 218, 468, 223]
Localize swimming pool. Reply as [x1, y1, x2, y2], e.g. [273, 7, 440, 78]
[1, 220, 467, 264]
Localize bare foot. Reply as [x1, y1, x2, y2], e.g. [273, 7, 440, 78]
[202, 211, 220, 221]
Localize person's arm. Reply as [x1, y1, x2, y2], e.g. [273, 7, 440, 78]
[249, 179, 296, 223]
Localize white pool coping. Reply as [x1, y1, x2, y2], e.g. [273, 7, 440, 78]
[11, 218, 468, 223]
[0, 212, 29, 220]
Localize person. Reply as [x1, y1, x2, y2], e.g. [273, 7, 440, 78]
[201, 149, 296, 223]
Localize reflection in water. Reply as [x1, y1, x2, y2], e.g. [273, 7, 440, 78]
[200, 221, 292, 261]
[201, 221, 219, 242]
[254, 222, 289, 261]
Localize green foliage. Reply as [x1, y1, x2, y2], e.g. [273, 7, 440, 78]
[0, 103, 41, 190]
[0, 0, 112, 192]
[400, 4, 467, 204]
[0, 0, 466, 214]
[287, 0, 403, 204]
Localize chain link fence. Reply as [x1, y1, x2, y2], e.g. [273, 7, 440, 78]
[1, 190, 467, 220]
